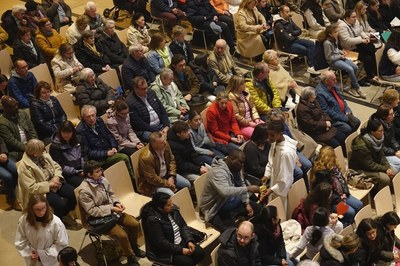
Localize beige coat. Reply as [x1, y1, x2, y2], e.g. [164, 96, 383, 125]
[18, 153, 63, 209]
[234, 8, 266, 57]
[228, 91, 260, 127]
[126, 25, 151, 53]
[207, 49, 242, 84]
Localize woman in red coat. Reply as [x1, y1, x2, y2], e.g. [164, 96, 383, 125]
[206, 91, 244, 149]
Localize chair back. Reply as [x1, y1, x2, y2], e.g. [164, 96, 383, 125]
[374, 186, 393, 216]
[267, 196, 287, 222]
[375, 44, 385, 77]
[345, 131, 358, 159]
[130, 147, 146, 191]
[193, 172, 207, 214]
[0, 49, 13, 78]
[354, 204, 373, 227]
[59, 25, 69, 38]
[200, 106, 209, 130]
[99, 68, 121, 91]
[292, 13, 305, 30]
[211, 244, 221, 265]
[334, 146, 347, 176]
[287, 179, 307, 219]
[339, 225, 354, 236]
[29, 63, 55, 91]
[115, 28, 128, 46]
[104, 161, 151, 218]
[74, 186, 90, 229]
[312, 252, 321, 262]
[55, 91, 80, 125]
[171, 187, 197, 224]
[393, 172, 400, 212]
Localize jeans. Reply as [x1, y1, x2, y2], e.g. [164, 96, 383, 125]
[382, 74, 400, 82]
[0, 159, 18, 200]
[333, 118, 360, 138]
[294, 151, 312, 190]
[331, 59, 359, 89]
[156, 173, 191, 196]
[332, 195, 363, 225]
[285, 39, 316, 67]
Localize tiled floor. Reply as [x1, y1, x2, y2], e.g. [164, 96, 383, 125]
[0, 0, 379, 265]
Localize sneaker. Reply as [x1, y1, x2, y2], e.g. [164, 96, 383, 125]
[346, 88, 360, 98]
[358, 80, 371, 87]
[307, 66, 321, 75]
[356, 89, 367, 99]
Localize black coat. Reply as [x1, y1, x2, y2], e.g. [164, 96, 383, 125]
[167, 129, 203, 175]
[141, 203, 194, 264]
[97, 31, 128, 65]
[169, 40, 194, 63]
[74, 39, 112, 75]
[13, 38, 45, 69]
[186, 0, 218, 29]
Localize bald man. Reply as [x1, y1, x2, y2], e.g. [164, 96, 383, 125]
[218, 221, 262, 266]
[207, 39, 242, 85]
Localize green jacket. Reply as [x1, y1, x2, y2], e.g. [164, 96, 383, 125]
[245, 76, 282, 115]
[0, 110, 38, 161]
[349, 135, 390, 173]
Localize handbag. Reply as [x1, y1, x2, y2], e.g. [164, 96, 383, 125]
[187, 226, 207, 244]
[88, 214, 118, 234]
[347, 113, 359, 129]
[346, 169, 373, 189]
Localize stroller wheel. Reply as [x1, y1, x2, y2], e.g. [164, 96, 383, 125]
[112, 9, 120, 20]
[103, 8, 111, 18]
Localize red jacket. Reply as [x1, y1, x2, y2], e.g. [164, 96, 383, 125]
[206, 101, 241, 144]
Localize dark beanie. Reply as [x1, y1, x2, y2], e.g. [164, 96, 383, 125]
[25, 0, 38, 12]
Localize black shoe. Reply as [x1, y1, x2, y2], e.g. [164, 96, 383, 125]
[133, 246, 146, 258]
[127, 255, 140, 266]
[358, 80, 371, 87]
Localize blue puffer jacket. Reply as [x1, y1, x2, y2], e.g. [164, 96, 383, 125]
[30, 96, 66, 140]
[76, 118, 118, 160]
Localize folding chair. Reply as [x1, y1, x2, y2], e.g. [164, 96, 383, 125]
[130, 147, 146, 192]
[0, 49, 13, 78]
[354, 204, 373, 227]
[30, 63, 55, 91]
[103, 161, 151, 218]
[211, 244, 221, 265]
[55, 91, 80, 125]
[339, 225, 354, 236]
[287, 179, 308, 219]
[147, 1, 165, 33]
[267, 196, 287, 222]
[374, 186, 394, 216]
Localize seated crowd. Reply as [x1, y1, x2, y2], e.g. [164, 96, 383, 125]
[2, 0, 400, 265]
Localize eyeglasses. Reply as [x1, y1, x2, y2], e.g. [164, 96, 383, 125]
[236, 233, 252, 241]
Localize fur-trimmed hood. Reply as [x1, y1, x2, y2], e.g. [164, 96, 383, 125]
[321, 233, 344, 263]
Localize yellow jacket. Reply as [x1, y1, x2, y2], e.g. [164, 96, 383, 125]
[245, 76, 282, 115]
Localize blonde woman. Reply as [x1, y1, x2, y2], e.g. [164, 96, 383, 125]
[354, 1, 375, 34]
[65, 15, 90, 45]
[227, 75, 262, 139]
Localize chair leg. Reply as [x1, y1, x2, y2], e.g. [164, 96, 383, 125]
[289, 57, 294, 76]
[78, 232, 89, 253]
[201, 31, 208, 51]
[339, 70, 344, 93]
[370, 84, 385, 103]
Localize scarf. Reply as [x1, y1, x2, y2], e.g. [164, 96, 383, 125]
[23, 40, 38, 57]
[85, 176, 105, 185]
[44, 98, 53, 108]
[84, 40, 101, 57]
[157, 47, 171, 68]
[41, 29, 54, 37]
[363, 133, 384, 152]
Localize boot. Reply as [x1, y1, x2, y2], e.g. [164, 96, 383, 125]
[127, 255, 140, 266]
[133, 245, 146, 258]
[10, 199, 22, 211]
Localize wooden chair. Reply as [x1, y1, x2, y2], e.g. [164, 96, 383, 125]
[200, 106, 209, 129]
[272, 30, 300, 76]
[211, 243, 221, 265]
[334, 146, 347, 175]
[129, 147, 146, 192]
[74, 187, 114, 266]
[98, 68, 121, 91]
[55, 91, 80, 126]
[267, 196, 287, 222]
[0, 49, 13, 78]
[287, 179, 308, 219]
[30, 63, 55, 91]
[392, 172, 400, 215]
[147, 1, 165, 33]
[139, 220, 171, 266]
[312, 252, 321, 262]
[59, 25, 69, 38]
[354, 204, 373, 227]
[370, 44, 400, 103]
[374, 186, 394, 216]
[103, 161, 151, 218]
[193, 172, 207, 214]
[115, 28, 128, 47]
[345, 130, 358, 159]
[339, 225, 354, 236]
[171, 187, 220, 248]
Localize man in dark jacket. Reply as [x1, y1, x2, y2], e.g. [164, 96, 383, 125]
[98, 19, 128, 66]
[76, 104, 134, 178]
[273, 5, 318, 74]
[8, 59, 38, 108]
[218, 221, 262, 266]
[126, 76, 170, 142]
[122, 44, 155, 90]
[167, 121, 208, 181]
[42, 0, 72, 32]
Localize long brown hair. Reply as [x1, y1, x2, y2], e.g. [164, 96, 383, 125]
[25, 194, 54, 228]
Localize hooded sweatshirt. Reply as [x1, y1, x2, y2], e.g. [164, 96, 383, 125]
[200, 157, 249, 222]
